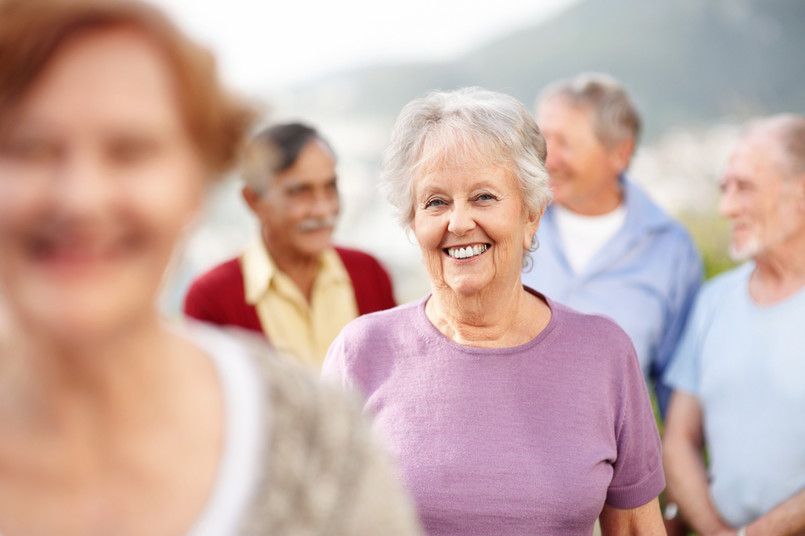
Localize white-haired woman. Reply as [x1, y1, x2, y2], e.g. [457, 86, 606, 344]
[323, 87, 666, 535]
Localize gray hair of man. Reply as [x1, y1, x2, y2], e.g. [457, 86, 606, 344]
[381, 87, 552, 241]
[537, 72, 641, 151]
[240, 122, 334, 196]
[744, 113, 805, 179]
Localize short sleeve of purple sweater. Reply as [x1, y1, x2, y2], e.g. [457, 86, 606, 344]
[322, 292, 664, 536]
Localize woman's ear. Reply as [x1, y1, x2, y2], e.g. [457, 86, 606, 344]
[523, 206, 544, 250]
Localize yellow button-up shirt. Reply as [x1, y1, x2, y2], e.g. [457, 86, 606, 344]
[241, 239, 358, 369]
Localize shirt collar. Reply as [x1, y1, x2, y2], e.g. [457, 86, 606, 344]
[241, 238, 350, 304]
[619, 175, 676, 235]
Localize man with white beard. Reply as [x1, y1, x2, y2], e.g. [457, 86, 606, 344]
[663, 114, 805, 535]
[185, 123, 395, 367]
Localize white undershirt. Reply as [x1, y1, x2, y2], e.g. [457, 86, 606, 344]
[178, 321, 267, 536]
[553, 203, 627, 274]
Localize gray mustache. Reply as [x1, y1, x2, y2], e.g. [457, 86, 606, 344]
[297, 216, 337, 232]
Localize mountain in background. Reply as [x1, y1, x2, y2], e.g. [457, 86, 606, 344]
[169, 0, 804, 311]
[293, 0, 804, 140]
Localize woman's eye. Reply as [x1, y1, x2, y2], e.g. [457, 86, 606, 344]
[0, 137, 59, 162]
[425, 198, 446, 208]
[476, 193, 495, 202]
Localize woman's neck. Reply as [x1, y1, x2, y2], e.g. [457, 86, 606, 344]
[426, 281, 549, 348]
[0, 313, 201, 439]
[0, 315, 225, 536]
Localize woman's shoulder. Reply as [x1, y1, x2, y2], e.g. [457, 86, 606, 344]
[177, 320, 334, 400]
[544, 296, 636, 356]
[527, 286, 625, 336]
[339, 296, 427, 341]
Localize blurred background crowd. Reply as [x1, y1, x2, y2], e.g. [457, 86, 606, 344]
[162, 0, 803, 311]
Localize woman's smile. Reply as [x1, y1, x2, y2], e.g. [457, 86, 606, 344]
[444, 243, 490, 260]
[25, 226, 141, 276]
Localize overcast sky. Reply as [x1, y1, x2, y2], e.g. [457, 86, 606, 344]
[157, 0, 579, 93]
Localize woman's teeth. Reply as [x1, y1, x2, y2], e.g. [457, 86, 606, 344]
[446, 244, 488, 259]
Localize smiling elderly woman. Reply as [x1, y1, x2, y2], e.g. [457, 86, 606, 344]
[322, 87, 666, 535]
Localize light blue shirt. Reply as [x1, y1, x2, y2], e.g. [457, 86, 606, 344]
[523, 178, 702, 414]
[665, 263, 805, 527]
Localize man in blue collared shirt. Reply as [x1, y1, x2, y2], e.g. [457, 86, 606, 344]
[522, 73, 702, 416]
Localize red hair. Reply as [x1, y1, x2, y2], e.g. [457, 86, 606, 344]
[0, 0, 255, 176]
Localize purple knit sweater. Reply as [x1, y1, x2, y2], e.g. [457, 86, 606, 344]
[322, 289, 664, 535]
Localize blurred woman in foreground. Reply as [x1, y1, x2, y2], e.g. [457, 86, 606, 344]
[322, 87, 666, 535]
[0, 1, 421, 534]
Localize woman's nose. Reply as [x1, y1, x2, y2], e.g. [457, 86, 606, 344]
[53, 152, 113, 218]
[447, 203, 475, 236]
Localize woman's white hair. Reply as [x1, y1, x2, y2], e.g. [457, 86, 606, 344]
[381, 87, 552, 233]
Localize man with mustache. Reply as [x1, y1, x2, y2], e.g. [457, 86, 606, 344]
[185, 123, 396, 367]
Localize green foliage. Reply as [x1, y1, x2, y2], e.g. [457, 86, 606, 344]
[678, 211, 738, 280]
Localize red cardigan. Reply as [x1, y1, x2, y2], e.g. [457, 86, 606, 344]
[183, 246, 396, 335]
